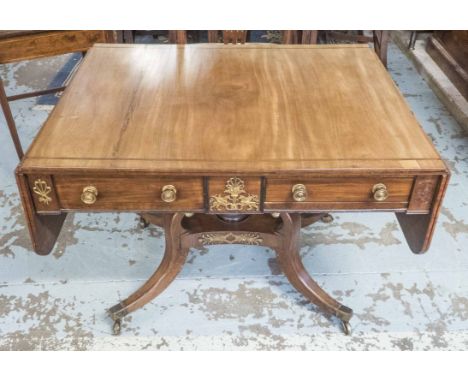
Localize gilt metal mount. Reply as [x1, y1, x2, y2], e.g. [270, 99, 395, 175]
[209, 177, 259, 212]
[32, 179, 52, 205]
[199, 232, 263, 245]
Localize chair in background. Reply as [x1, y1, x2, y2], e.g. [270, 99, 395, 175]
[168, 31, 189, 44]
[283, 30, 318, 44]
[170, 30, 247, 44]
[283, 30, 390, 68]
[118, 30, 248, 44]
[324, 30, 390, 67]
[211, 30, 247, 44]
[407, 30, 433, 50]
[118, 30, 188, 44]
[0, 30, 116, 159]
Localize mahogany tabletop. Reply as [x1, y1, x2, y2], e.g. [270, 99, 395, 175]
[21, 43, 445, 175]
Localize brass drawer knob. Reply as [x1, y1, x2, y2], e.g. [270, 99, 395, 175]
[292, 184, 308, 202]
[161, 185, 177, 203]
[372, 183, 389, 201]
[81, 186, 98, 205]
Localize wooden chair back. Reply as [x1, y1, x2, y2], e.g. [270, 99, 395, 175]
[283, 30, 389, 67]
[168, 30, 247, 44]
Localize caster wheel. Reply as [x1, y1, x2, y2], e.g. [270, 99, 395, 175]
[112, 319, 122, 335]
[139, 216, 149, 229]
[341, 320, 351, 336]
[321, 214, 334, 223]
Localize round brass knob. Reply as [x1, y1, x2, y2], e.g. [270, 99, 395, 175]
[161, 185, 177, 203]
[81, 186, 98, 205]
[372, 183, 389, 202]
[292, 184, 308, 202]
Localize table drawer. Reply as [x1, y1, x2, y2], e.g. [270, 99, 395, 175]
[53, 176, 204, 211]
[265, 177, 414, 211]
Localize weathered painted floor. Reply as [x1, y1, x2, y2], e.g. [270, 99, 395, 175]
[0, 42, 467, 350]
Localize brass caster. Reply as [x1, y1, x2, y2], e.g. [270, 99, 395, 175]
[139, 216, 149, 229]
[112, 319, 122, 336]
[321, 214, 334, 223]
[341, 320, 351, 336]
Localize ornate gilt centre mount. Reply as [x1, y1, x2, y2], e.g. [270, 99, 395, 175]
[209, 177, 259, 212]
[199, 232, 263, 245]
[32, 179, 52, 205]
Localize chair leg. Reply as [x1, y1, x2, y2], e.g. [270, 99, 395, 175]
[283, 30, 318, 45]
[208, 30, 219, 43]
[123, 30, 134, 44]
[222, 31, 246, 44]
[168, 31, 187, 44]
[373, 30, 390, 68]
[0, 77, 23, 159]
[301, 30, 319, 44]
[283, 30, 298, 44]
[408, 31, 418, 50]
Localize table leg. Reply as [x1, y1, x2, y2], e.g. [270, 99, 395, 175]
[110, 212, 353, 335]
[321, 213, 334, 223]
[138, 214, 150, 228]
[108, 213, 188, 335]
[301, 213, 334, 227]
[277, 213, 353, 334]
[301, 213, 326, 227]
[138, 213, 167, 228]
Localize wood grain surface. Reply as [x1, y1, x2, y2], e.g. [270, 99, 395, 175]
[53, 175, 204, 211]
[266, 177, 413, 202]
[21, 44, 445, 174]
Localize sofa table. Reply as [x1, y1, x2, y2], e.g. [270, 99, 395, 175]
[16, 44, 450, 335]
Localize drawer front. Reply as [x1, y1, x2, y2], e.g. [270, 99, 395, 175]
[207, 176, 262, 213]
[53, 176, 204, 211]
[265, 177, 414, 211]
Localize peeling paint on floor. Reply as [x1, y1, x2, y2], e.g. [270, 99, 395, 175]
[0, 41, 467, 350]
